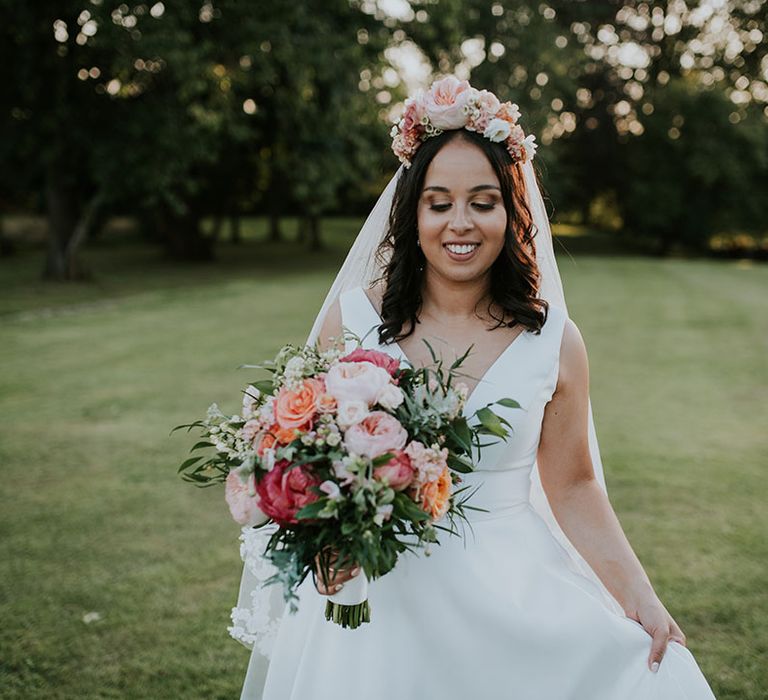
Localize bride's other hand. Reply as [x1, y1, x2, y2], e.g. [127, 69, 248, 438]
[313, 547, 361, 596]
[626, 595, 687, 672]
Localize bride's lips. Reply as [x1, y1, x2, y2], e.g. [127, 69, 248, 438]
[443, 241, 481, 262]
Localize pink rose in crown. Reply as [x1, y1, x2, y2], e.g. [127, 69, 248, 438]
[340, 348, 401, 378]
[424, 75, 473, 130]
[325, 360, 392, 406]
[255, 460, 321, 526]
[343, 411, 408, 459]
[373, 449, 415, 491]
[401, 97, 427, 133]
[225, 470, 269, 526]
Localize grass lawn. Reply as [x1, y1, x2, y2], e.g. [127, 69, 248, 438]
[1, 222, 765, 699]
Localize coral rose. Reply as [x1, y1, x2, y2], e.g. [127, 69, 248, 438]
[343, 410, 408, 459]
[424, 75, 473, 129]
[274, 378, 322, 430]
[255, 460, 321, 526]
[340, 348, 401, 378]
[415, 465, 452, 521]
[373, 449, 415, 491]
[225, 470, 270, 526]
[264, 422, 303, 446]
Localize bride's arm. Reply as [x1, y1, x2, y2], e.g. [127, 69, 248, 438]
[537, 318, 686, 672]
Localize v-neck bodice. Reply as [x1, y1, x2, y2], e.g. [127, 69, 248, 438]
[354, 287, 531, 409]
[339, 285, 568, 482]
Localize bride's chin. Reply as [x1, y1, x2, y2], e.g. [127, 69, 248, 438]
[426, 262, 492, 283]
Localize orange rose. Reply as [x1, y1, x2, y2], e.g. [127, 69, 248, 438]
[417, 466, 452, 521]
[275, 378, 322, 430]
[270, 423, 303, 445]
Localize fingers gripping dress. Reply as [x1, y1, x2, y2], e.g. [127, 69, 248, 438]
[240, 285, 717, 700]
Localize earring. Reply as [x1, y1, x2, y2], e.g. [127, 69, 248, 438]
[416, 238, 421, 248]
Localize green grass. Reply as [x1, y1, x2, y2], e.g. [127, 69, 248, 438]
[1, 226, 765, 699]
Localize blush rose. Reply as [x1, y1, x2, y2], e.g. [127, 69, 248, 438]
[343, 410, 408, 459]
[373, 449, 415, 491]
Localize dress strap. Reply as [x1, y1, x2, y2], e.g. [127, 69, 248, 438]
[539, 302, 568, 404]
[339, 286, 382, 353]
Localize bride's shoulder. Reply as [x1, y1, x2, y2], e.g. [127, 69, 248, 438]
[318, 298, 342, 351]
[318, 283, 384, 350]
[556, 314, 590, 395]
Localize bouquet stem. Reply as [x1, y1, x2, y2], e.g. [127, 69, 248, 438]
[324, 571, 370, 628]
[324, 599, 371, 629]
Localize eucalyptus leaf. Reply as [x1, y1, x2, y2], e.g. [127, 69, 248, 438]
[476, 407, 508, 438]
[178, 455, 204, 473]
[495, 397, 521, 409]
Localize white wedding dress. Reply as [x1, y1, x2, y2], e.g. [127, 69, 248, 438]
[239, 285, 717, 699]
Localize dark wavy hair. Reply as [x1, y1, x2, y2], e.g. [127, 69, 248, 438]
[373, 128, 549, 346]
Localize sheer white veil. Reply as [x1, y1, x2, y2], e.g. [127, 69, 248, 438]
[228, 156, 624, 671]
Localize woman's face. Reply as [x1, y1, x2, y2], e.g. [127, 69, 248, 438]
[416, 137, 507, 284]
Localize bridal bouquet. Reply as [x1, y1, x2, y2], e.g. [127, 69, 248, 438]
[174, 335, 518, 629]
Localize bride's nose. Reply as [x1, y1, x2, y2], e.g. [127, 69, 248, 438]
[448, 203, 473, 233]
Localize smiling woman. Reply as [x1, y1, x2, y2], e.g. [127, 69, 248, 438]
[373, 128, 547, 354]
[233, 75, 717, 700]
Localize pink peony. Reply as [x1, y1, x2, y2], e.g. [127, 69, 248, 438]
[340, 348, 400, 377]
[324, 360, 392, 406]
[373, 449, 415, 491]
[343, 410, 408, 459]
[255, 460, 321, 526]
[225, 470, 270, 526]
[423, 76, 473, 130]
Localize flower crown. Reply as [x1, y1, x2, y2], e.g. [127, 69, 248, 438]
[390, 75, 537, 169]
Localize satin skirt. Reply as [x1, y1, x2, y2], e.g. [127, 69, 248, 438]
[244, 473, 716, 700]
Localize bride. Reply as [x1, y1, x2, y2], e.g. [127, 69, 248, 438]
[231, 76, 717, 699]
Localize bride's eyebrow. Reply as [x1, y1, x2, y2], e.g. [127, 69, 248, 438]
[423, 184, 501, 194]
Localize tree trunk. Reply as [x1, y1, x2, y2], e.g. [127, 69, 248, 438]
[229, 214, 242, 245]
[269, 212, 282, 242]
[0, 216, 16, 257]
[43, 167, 103, 281]
[296, 216, 309, 245]
[209, 213, 225, 245]
[307, 214, 322, 251]
[159, 208, 215, 261]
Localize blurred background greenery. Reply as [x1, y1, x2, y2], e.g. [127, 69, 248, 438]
[1, 1, 767, 699]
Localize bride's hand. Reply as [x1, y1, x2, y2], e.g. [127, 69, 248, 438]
[625, 595, 687, 672]
[313, 547, 360, 596]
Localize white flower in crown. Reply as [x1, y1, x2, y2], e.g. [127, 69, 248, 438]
[483, 117, 512, 142]
[521, 134, 538, 161]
